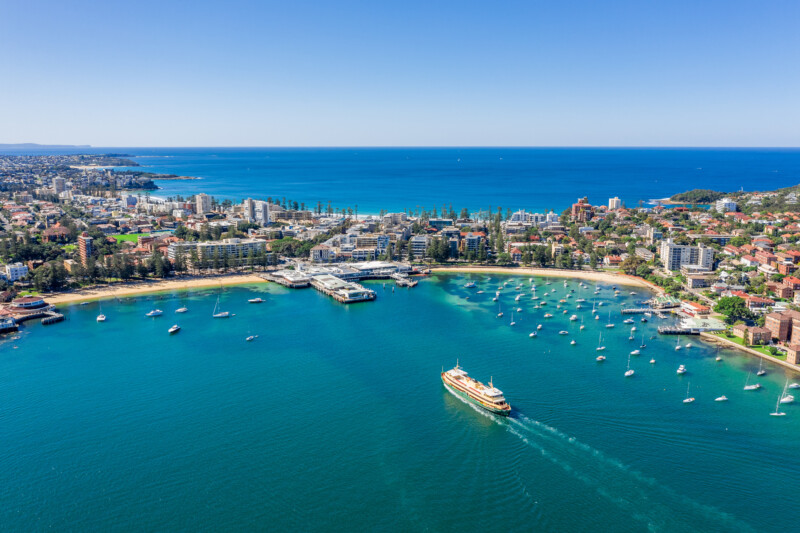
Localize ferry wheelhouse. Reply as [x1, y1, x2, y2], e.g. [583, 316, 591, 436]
[441, 362, 511, 416]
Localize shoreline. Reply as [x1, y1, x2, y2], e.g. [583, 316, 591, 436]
[699, 332, 800, 375]
[44, 274, 267, 305]
[430, 266, 664, 294]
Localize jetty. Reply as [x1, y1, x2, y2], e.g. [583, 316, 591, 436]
[41, 312, 65, 325]
[263, 270, 311, 288]
[310, 274, 376, 303]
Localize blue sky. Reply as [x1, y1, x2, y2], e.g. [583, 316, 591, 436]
[2, 0, 798, 146]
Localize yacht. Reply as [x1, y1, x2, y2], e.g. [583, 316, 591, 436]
[756, 359, 766, 376]
[570, 315, 578, 321]
[559, 330, 569, 335]
[623, 318, 635, 324]
[529, 332, 537, 338]
[212, 295, 231, 318]
[789, 383, 800, 389]
[168, 324, 180, 334]
[248, 297, 264, 304]
[464, 282, 476, 288]
[771, 385, 787, 416]
[515, 294, 522, 302]
[509, 312, 516, 326]
[246, 335, 258, 342]
[544, 313, 553, 318]
[630, 350, 640, 355]
[780, 379, 794, 403]
[683, 383, 694, 403]
[96, 314, 106, 322]
[715, 395, 728, 402]
[676, 364, 687, 375]
[596, 334, 605, 351]
[176, 307, 189, 313]
[624, 354, 634, 377]
[497, 303, 504, 318]
[537, 324, 543, 330]
[649, 358, 656, 364]
[146, 309, 163, 317]
[596, 355, 606, 362]
[441, 362, 511, 416]
[743, 372, 761, 391]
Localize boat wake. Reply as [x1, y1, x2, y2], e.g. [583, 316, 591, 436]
[446, 389, 752, 532]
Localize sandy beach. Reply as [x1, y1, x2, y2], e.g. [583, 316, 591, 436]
[431, 266, 664, 294]
[44, 274, 267, 305]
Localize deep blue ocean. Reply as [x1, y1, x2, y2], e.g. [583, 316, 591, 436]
[4, 147, 800, 213]
[3, 275, 800, 531]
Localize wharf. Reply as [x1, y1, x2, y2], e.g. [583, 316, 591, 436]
[658, 326, 701, 335]
[263, 271, 311, 288]
[41, 312, 65, 325]
[311, 274, 376, 303]
[623, 308, 669, 319]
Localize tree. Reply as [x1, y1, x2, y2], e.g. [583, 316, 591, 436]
[714, 296, 756, 325]
[620, 256, 645, 275]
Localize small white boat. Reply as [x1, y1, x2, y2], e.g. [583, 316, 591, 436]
[649, 358, 656, 364]
[517, 307, 523, 313]
[771, 383, 788, 416]
[146, 309, 163, 317]
[168, 324, 180, 334]
[596, 355, 606, 362]
[176, 307, 188, 313]
[570, 340, 576, 345]
[631, 326, 637, 332]
[677, 365, 687, 375]
[246, 335, 258, 342]
[624, 354, 634, 377]
[492, 297, 498, 302]
[630, 350, 640, 355]
[756, 360, 766, 376]
[559, 330, 569, 335]
[510, 311, 516, 326]
[596, 334, 605, 351]
[544, 313, 553, 318]
[212, 295, 231, 318]
[716, 356, 722, 362]
[529, 332, 537, 338]
[477, 290, 484, 294]
[248, 297, 264, 304]
[715, 395, 728, 402]
[685, 343, 692, 349]
[623, 318, 634, 324]
[605, 324, 615, 328]
[683, 383, 695, 403]
[465, 282, 476, 288]
[743, 372, 760, 391]
[515, 294, 522, 302]
[780, 395, 794, 404]
[789, 383, 800, 389]
[96, 314, 106, 322]
[594, 315, 600, 320]
[580, 325, 585, 330]
[569, 315, 578, 321]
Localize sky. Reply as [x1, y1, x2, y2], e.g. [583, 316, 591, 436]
[2, 0, 799, 147]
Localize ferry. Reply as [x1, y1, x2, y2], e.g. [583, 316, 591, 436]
[441, 362, 511, 416]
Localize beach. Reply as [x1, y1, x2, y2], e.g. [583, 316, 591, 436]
[431, 266, 663, 294]
[44, 274, 267, 304]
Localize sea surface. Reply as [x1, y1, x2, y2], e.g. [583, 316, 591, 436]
[4, 147, 800, 213]
[3, 274, 800, 531]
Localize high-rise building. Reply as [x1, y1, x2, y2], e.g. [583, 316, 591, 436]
[255, 201, 270, 225]
[242, 198, 256, 221]
[658, 239, 715, 271]
[195, 193, 212, 214]
[608, 197, 622, 210]
[52, 177, 66, 194]
[570, 197, 594, 222]
[715, 197, 738, 213]
[78, 232, 93, 266]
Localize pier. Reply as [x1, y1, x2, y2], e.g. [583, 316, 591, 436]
[263, 271, 311, 288]
[311, 274, 376, 303]
[41, 312, 65, 325]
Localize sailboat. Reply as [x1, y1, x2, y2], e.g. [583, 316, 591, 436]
[675, 336, 682, 351]
[743, 372, 761, 391]
[96, 300, 106, 322]
[579, 317, 585, 331]
[780, 379, 794, 404]
[639, 333, 646, 349]
[212, 294, 231, 318]
[510, 311, 516, 326]
[771, 385, 787, 416]
[624, 354, 634, 377]
[756, 359, 766, 376]
[596, 333, 606, 351]
[497, 303, 504, 318]
[605, 310, 614, 328]
[683, 382, 695, 403]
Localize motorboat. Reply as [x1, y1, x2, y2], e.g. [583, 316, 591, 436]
[168, 324, 180, 334]
[146, 309, 163, 317]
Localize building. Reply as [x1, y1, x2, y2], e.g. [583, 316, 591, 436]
[195, 193, 212, 214]
[745, 326, 772, 345]
[658, 239, 715, 272]
[765, 312, 793, 342]
[409, 235, 430, 259]
[428, 218, 454, 230]
[2, 262, 28, 282]
[52, 177, 66, 194]
[608, 197, 622, 210]
[310, 244, 333, 262]
[715, 197, 738, 213]
[242, 198, 256, 221]
[167, 238, 266, 266]
[78, 232, 93, 266]
[570, 197, 593, 222]
[681, 301, 710, 317]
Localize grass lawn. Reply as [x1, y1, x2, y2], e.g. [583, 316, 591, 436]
[63, 244, 77, 252]
[112, 233, 149, 243]
[713, 332, 787, 360]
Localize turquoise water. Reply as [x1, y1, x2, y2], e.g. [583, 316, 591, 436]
[2, 274, 800, 531]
